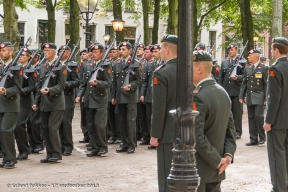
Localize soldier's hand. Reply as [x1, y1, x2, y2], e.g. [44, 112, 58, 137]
[111, 98, 116, 105]
[140, 96, 145, 102]
[0, 87, 5, 95]
[41, 88, 49, 95]
[89, 80, 98, 86]
[81, 97, 84, 102]
[230, 75, 238, 80]
[122, 85, 131, 91]
[263, 122, 271, 132]
[239, 99, 243, 103]
[150, 137, 159, 147]
[75, 97, 80, 103]
[32, 104, 38, 111]
[264, 101, 267, 105]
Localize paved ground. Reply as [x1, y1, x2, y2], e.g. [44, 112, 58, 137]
[0, 105, 272, 192]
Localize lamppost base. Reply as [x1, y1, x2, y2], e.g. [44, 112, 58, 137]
[167, 176, 200, 192]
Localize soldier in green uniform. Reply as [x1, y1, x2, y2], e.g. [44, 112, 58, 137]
[58, 45, 80, 156]
[78, 48, 90, 143]
[15, 48, 37, 160]
[239, 49, 267, 146]
[263, 37, 288, 192]
[194, 42, 207, 51]
[192, 50, 236, 191]
[76, 43, 112, 157]
[111, 41, 142, 154]
[0, 42, 23, 169]
[33, 43, 67, 163]
[150, 34, 178, 192]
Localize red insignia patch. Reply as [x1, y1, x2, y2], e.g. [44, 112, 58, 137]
[249, 65, 252, 69]
[80, 62, 83, 67]
[1, 43, 5, 48]
[94, 45, 99, 49]
[108, 68, 112, 73]
[76, 67, 79, 72]
[127, 58, 131, 64]
[154, 45, 157, 49]
[24, 48, 27, 52]
[249, 50, 254, 53]
[230, 45, 234, 48]
[192, 102, 197, 110]
[33, 72, 37, 78]
[193, 90, 199, 94]
[123, 42, 127, 46]
[19, 70, 23, 76]
[118, 59, 121, 64]
[258, 65, 261, 69]
[153, 77, 158, 84]
[269, 71, 275, 77]
[114, 46, 118, 50]
[62, 69, 67, 75]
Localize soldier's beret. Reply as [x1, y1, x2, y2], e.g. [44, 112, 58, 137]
[90, 43, 104, 51]
[58, 45, 71, 52]
[227, 42, 238, 49]
[23, 48, 33, 55]
[248, 49, 261, 55]
[42, 43, 57, 50]
[144, 45, 152, 51]
[0, 42, 13, 49]
[30, 49, 42, 56]
[118, 41, 132, 49]
[260, 57, 267, 61]
[150, 44, 161, 52]
[80, 48, 88, 54]
[138, 43, 145, 49]
[160, 34, 178, 45]
[194, 42, 206, 50]
[111, 46, 119, 51]
[193, 50, 212, 62]
[212, 59, 218, 62]
[272, 37, 288, 46]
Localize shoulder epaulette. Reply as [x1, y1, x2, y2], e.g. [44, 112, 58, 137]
[193, 86, 202, 94]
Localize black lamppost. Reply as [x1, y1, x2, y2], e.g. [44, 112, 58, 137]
[103, 34, 111, 46]
[111, 18, 125, 44]
[167, 0, 200, 191]
[77, 0, 98, 48]
[253, 36, 259, 49]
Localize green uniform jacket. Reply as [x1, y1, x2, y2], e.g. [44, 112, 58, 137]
[265, 57, 288, 128]
[239, 63, 267, 106]
[150, 58, 176, 143]
[78, 60, 90, 86]
[77, 60, 112, 109]
[111, 57, 142, 104]
[193, 79, 236, 183]
[219, 57, 244, 96]
[20, 69, 37, 108]
[0, 63, 23, 113]
[64, 61, 80, 109]
[34, 61, 67, 112]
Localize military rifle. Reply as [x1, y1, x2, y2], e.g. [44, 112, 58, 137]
[65, 38, 81, 72]
[23, 49, 40, 79]
[0, 37, 32, 88]
[230, 40, 249, 76]
[207, 43, 216, 55]
[89, 39, 116, 82]
[41, 40, 70, 90]
[122, 35, 141, 87]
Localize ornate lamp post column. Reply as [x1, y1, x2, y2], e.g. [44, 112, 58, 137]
[253, 36, 259, 49]
[77, 0, 98, 47]
[167, 1, 200, 191]
[111, 18, 125, 44]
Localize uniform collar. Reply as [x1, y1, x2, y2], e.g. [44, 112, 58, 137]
[196, 77, 213, 87]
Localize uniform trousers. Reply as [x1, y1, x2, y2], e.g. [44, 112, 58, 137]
[230, 96, 243, 136]
[41, 110, 63, 159]
[197, 181, 221, 192]
[80, 101, 89, 139]
[59, 108, 74, 152]
[27, 109, 43, 150]
[143, 102, 152, 141]
[247, 104, 266, 143]
[15, 107, 31, 154]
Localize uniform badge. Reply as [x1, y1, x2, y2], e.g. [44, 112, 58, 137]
[94, 45, 99, 49]
[269, 70, 275, 77]
[45, 44, 50, 48]
[118, 59, 121, 64]
[76, 67, 79, 72]
[249, 50, 254, 54]
[255, 73, 262, 78]
[80, 62, 83, 67]
[127, 58, 131, 64]
[154, 45, 158, 49]
[249, 65, 252, 69]
[19, 70, 23, 76]
[62, 69, 67, 75]
[153, 77, 159, 84]
[122, 42, 127, 46]
[192, 102, 197, 110]
[24, 48, 28, 52]
[33, 72, 37, 77]
[0, 43, 5, 48]
[258, 65, 262, 69]
[193, 90, 199, 94]
[108, 68, 112, 73]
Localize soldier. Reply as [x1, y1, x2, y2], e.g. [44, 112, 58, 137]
[136, 43, 146, 65]
[219, 42, 244, 139]
[192, 50, 236, 191]
[239, 49, 267, 146]
[111, 41, 142, 154]
[78, 48, 90, 143]
[32, 43, 67, 163]
[260, 56, 267, 65]
[211, 59, 220, 83]
[15, 48, 37, 160]
[58, 45, 80, 156]
[76, 43, 112, 157]
[194, 42, 207, 51]
[150, 34, 178, 192]
[263, 37, 288, 192]
[0, 42, 23, 169]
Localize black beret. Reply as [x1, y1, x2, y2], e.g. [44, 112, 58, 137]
[58, 45, 71, 51]
[160, 34, 178, 45]
[23, 48, 33, 55]
[30, 49, 41, 56]
[118, 41, 132, 49]
[0, 42, 13, 49]
[150, 44, 161, 52]
[260, 57, 267, 61]
[90, 43, 104, 51]
[42, 43, 57, 50]
[227, 42, 238, 49]
[111, 46, 119, 51]
[80, 48, 88, 54]
[248, 49, 261, 55]
[193, 50, 212, 62]
[138, 43, 145, 49]
[272, 37, 288, 46]
[194, 42, 206, 50]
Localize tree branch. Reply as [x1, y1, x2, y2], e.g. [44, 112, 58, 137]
[53, 0, 58, 8]
[198, 0, 227, 28]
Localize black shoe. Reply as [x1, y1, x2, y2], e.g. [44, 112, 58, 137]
[86, 151, 99, 157]
[62, 150, 71, 156]
[236, 135, 241, 139]
[116, 147, 128, 153]
[114, 139, 122, 144]
[148, 145, 156, 150]
[127, 148, 135, 154]
[258, 140, 265, 146]
[139, 140, 150, 145]
[108, 138, 116, 144]
[85, 143, 91, 147]
[4, 161, 15, 169]
[97, 149, 107, 156]
[40, 157, 50, 163]
[31, 149, 40, 154]
[87, 147, 93, 151]
[17, 153, 28, 160]
[79, 137, 89, 143]
[0, 160, 7, 168]
[246, 141, 258, 146]
[34, 147, 44, 152]
[48, 157, 60, 163]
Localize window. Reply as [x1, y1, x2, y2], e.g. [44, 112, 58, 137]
[149, 28, 152, 44]
[38, 20, 49, 45]
[18, 23, 25, 48]
[105, 26, 115, 45]
[89, 24, 96, 44]
[65, 24, 70, 36]
[208, 31, 216, 58]
[123, 27, 136, 44]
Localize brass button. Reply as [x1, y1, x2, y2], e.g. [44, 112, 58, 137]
[101, 94, 103, 96]
[251, 81, 253, 83]
[251, 91, 253, 92]
[11, 97, 13, 99]
[90, 91, 92, 93]
[229, 72, 230, 74]
[122, 70, 124, 72]
[251, 86, 252, 87]
[90, 86, 92, 87]
[121, 81, 123, 83]
[229, 81, 230, 83]
[56, 95, 58, 96]
[122, 76, 124, 77]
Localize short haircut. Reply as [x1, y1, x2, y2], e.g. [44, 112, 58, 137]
[272, 43, 288, 54]
[162, 42, 177, 55]
[7, 46, 14, 52]
[193, 61, 213, 75]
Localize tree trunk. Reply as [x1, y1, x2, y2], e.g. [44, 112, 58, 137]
[152, 0, 160, 44]
[46, 0, 56, 43]
[238, 0, 254, 56]
[113, 0, 124, 43]
[192, 0, 198, 48]
[69, 0, 80, 61]
[141, 0, 149, 45]
[3, 0, 20, 50]
[166, 0, 178, 35]
[272, 0, 282, 37]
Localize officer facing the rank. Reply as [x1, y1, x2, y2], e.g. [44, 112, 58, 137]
[111, 41, 142, 154]
[239, 49, 267, 146]
[32, 43, 67, 163]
